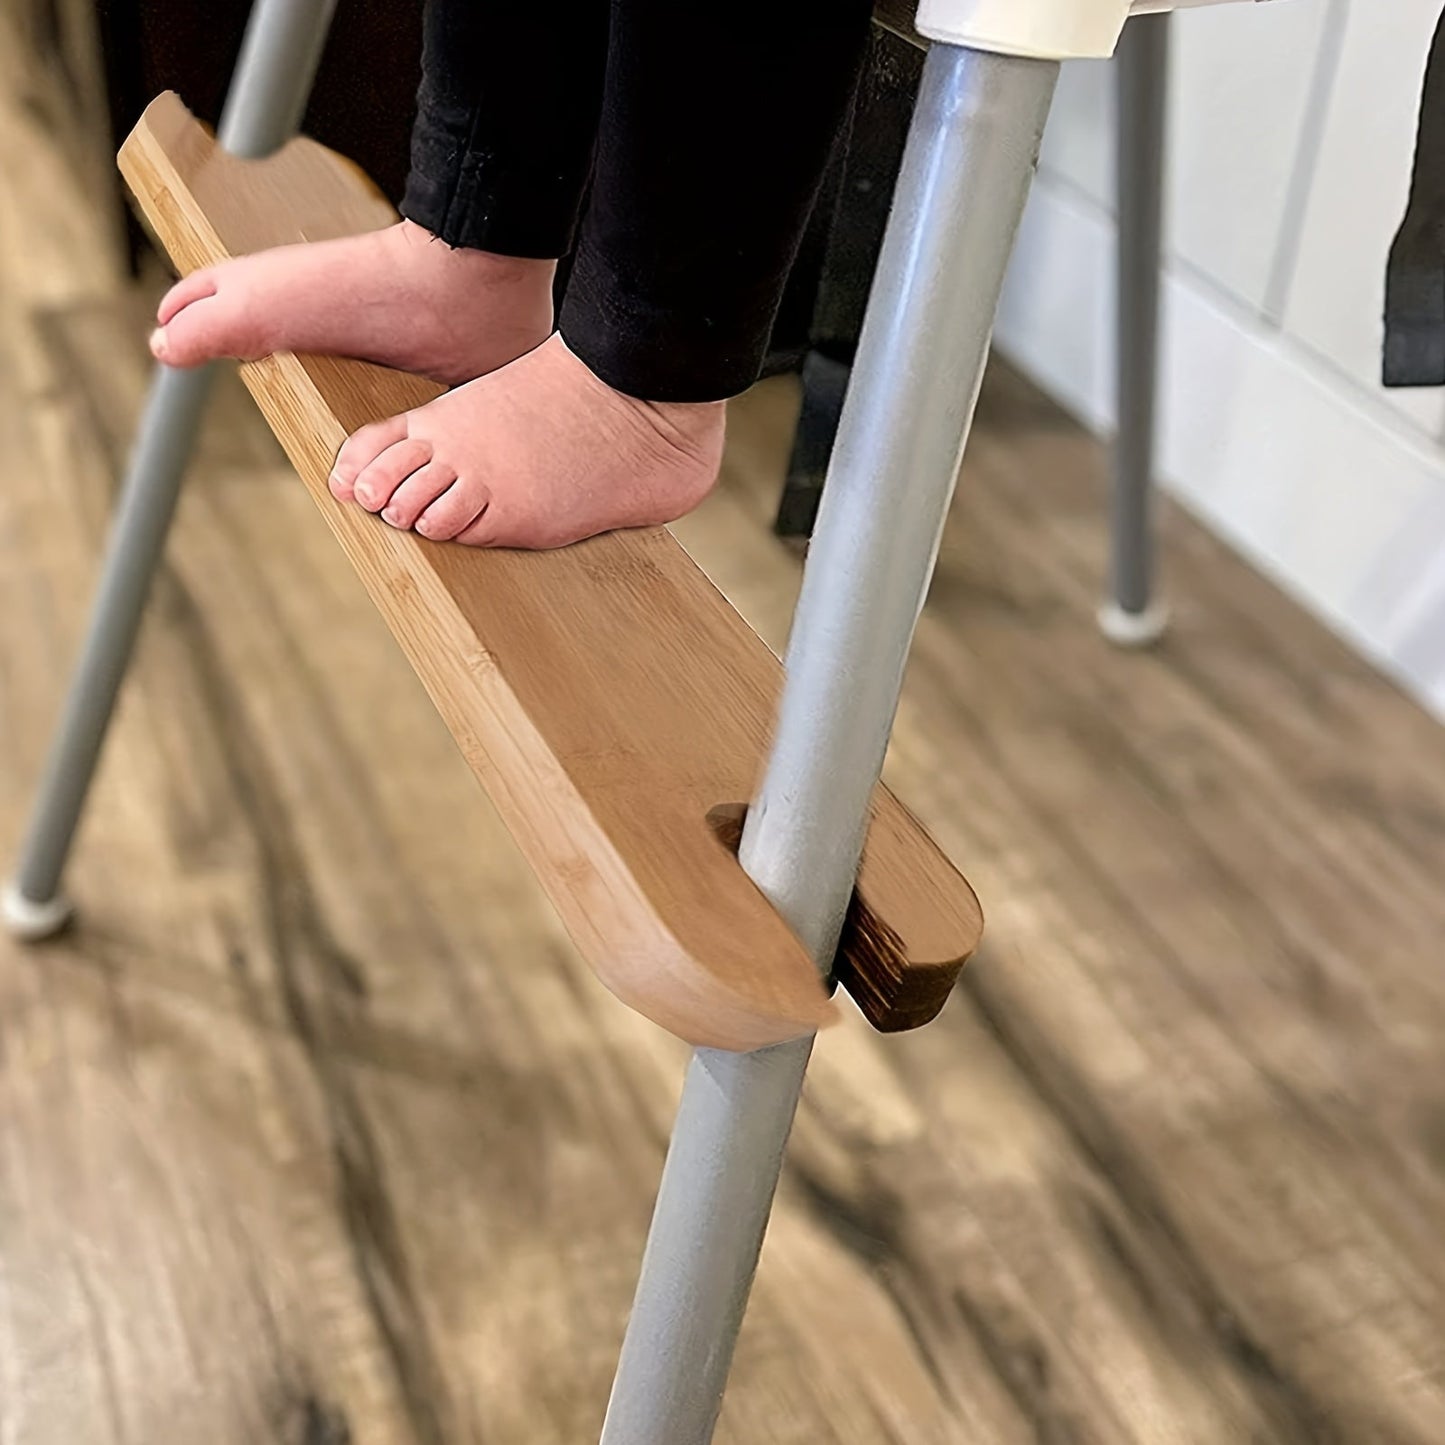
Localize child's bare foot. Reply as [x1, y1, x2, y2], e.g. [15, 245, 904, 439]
[149, 220, 554, 384]
[328, 334, 724, 549]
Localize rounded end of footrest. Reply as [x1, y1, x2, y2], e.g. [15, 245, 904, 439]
[2, 883, 74, 942]
[1097, 599, 1171, 650]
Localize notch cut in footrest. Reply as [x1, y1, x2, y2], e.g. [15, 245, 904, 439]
[120, 93, 983, 1050]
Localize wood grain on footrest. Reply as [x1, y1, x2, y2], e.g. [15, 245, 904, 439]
[120, 93, 983, 1049]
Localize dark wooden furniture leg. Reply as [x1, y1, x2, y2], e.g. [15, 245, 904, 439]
[774, 27, 923, 538]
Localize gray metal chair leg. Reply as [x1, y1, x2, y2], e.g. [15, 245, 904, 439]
[3, 0, 339, 940]
[600, 44, 1059, 1445]
[4, 365, 216, 938]
[1099, 11, 1172, 649]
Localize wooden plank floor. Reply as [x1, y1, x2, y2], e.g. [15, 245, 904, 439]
[3, 29, 1445, 1445]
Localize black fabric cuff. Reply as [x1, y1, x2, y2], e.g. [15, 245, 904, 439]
[559, 245, 778, 403]
[403, 102, 587, 260]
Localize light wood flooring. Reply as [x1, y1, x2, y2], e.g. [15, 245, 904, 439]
[2, 23, 1444, 1444]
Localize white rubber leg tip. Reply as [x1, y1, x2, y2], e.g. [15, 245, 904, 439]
[1097, 600, 1171, 650]
[2, 883, 74, 941]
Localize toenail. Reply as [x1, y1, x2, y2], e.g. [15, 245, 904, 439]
[149, 327, 167, 358]
[382, 507, 403, 526]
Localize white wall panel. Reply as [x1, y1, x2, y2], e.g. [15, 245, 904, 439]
[996, 174, 1445, 720]
[1038, 57, 1113, 207]
[1037, 2, 1330, 319]
[1166, 0, 1332, 314]
[1282, 0, 1445, 436]
[996, 2, 1445, 719]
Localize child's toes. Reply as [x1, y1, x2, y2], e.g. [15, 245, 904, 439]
[416, 478, 491, 541]
[156, 269, 219, 326]
[380, 462, 458, 529]
[330, 414, 411, 500]
[352, 439, 434, 512]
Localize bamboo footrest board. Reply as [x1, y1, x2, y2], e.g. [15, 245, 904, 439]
[120, 94, 983, 1050]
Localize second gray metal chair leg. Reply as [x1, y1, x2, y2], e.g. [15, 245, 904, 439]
[600, 42, 1060, 1445]
[3, 0, 339, 939]
[1100, 11, 1172, 648]
[4, 364, 217, 937]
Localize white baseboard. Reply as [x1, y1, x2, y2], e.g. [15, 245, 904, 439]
[994, 176, 1445, 720]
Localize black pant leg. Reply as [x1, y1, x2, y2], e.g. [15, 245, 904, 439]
[559, 0, 874, 402]
[402, 0, 609, 259]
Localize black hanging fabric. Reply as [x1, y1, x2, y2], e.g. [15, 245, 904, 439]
[1385, 5, 1445, 386]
